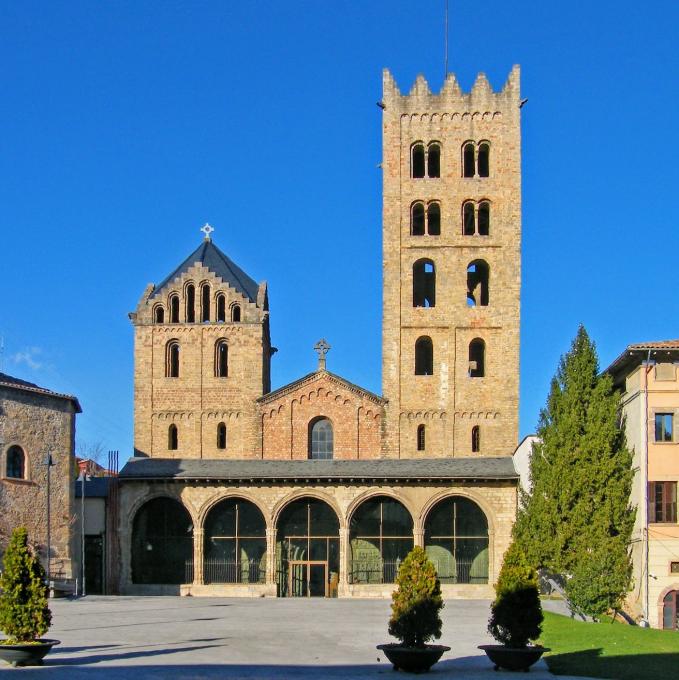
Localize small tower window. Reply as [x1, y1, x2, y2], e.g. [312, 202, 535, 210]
[413, 259, 436, 308]
[216, 294, 226, 322]
[472, 426, 480, 452]
[417, 425, 426, 451]
[427, 202, 441, 236]
[411, 143, 425, 179]
[168, 424, 178, 451]
[6, 446, 26, 479]
[478, 201, 490, 236]
[201, 284, 211, 322]
[427, 143, 441, 178]
[169, 295, 180, 323]
[186, 284, 196, 323]
[411, 202, 425, 236]
[154, 305, 165, 324]
[231, 304, 241, 322]
[215, 340, 229, 378]
[469, 338, 486, 378]
[463, 142, 475, 178]
[217, 422, 227, 450]
[467, 260, 489, 307]
[415, 336, 433, 375]
[166, 341, 180, 378]
[478, 142, 490, 177]
[309, 417, 333, 460]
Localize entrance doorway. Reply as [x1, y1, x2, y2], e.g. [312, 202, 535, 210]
[663, 590, 678, 629]
[288, 561, 328, 597]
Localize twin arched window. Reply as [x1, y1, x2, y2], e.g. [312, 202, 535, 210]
[413, 259, 435, 308]
[309, 418, 333, 459]
[168, 424, 178, 450]
[415, 336, 433, 375]
[462, 141, 490, 178]
[215, 340, 229, 377]
[6, 446, 26, 479]
[166, 341, 180, 378]
[411, 202, 440, 236]
[463, 201, 490, 236]
[469, 338, 486, 378]
[467, 260, 489, 307]
[411, 142, 441, 179]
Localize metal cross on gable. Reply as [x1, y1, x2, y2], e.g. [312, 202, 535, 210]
[201, 223, 214, 240]
[314, 338, 331, 371]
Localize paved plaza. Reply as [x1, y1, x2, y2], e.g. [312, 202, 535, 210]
[1, 597, 592, 679]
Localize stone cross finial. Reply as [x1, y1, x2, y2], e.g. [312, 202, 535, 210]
[314, 338, 331, 371]
[201, 223, 214, 241]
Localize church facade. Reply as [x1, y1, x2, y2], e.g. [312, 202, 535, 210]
[116, 66, 523, 598]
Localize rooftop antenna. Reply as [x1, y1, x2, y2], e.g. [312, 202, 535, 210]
[444, 0, 449, 79]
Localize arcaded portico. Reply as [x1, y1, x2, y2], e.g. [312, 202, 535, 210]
[117, 458, 516, 598]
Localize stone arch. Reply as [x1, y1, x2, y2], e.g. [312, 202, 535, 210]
[345, 488, 417, 529]
[271, 490, 345, 530]
[418, 488, 497, 536]
[196, 490, 270, 530]
[657, 583, 679, 629]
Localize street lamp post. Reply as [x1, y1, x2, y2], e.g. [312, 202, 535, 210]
[78, 470, 88, 597]
[44, 453, 55, 584]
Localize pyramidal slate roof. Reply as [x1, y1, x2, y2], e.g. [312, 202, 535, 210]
[153, 238, 260, 303]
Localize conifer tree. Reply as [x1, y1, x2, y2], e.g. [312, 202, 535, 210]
[514, 325, 634, 613]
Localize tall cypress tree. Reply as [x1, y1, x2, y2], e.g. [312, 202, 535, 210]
[514, 326, 634, 615]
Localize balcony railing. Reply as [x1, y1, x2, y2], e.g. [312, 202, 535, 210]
[184, 559, 265, 584]
[348, 560, 401, 584]
[348, 558, 487, 585]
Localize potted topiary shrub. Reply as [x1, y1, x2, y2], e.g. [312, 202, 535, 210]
[478, 541, 548, 672]
[0, 527, 59, 667]
[376, 546, 450, 673]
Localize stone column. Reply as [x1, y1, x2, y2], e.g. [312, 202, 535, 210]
[338, 525, 350, 597]
[193, 529, 204, 585]
[265, 528, 276, 588]
[413, 530, 424, 548]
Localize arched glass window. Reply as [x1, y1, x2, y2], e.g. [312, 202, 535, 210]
[663, 590, 679, 629]
[413, 259, 435, 308]
[215, 340, 228, 378]
[131, 497, 193, 584]
[6, 446, 25, 479]
[217, 422, 227, 450]
[204, 498, 266, 584]
[309, 418, 333, 460]
[411, 143, 425, 178]
[467, 260, 489, 307]
[231, 304, 241, 322]
[417, 425, 426, 452]
[472, 425, 480, 453]
[424, 496, 489, 584]
[166, 341, 180, 378]
[463, 142, 475, 178]
[154, 305, 165, 324]
[478, 142, 490, 177]
[463, 202, 476, 235]
[427, 143, 441, 178]
[411, 202, 425, 236]
[169, 295, 180, 323]
[216, 294, 226, 323]
[201, 284, 211, 322]
[168, 424, 178, 450]
[427, 202, 441, 236]
[469, 338, 485, 378]
[185, 283, 195, 323]
[415, 336, 433, 375]
[349, 496, 414, 584]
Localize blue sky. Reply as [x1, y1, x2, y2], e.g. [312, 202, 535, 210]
[2, 1, 678, 457]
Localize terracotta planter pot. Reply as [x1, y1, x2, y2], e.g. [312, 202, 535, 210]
[0, 639, 60, 667]
[377, 643, 450, 672]
[478, 644, 549, 672]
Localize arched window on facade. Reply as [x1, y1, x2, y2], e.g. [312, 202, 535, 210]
[201, 284, 211, 322]
[427, 202, 441, 236]
[415, 336, 433, 376]
[413, 259, 435, 308]
[411, 143, 425, 178]
[463, 202, 476, 235]
[186, 283, 196, 323]
[215, 340, 229, 378]
[166, 341, 180, 378]
[469, 338, 486, 378]
[216, 294, 226, 322]
[478, 142, 490, 177]
[417, 425, 426, 452]
[231, 304, 241, 322]
[6, 446, 25, 479]
[168, 424, 178, 451]
[411, 202, 425, 236]
[467, 260, 489, 307]
[472, 425, 480, 453]
[427, 143, 441, 178]
[217, 422, 227, 450]
[169, 295, 180, 323]
[463, 142, 475, 178]
[478, 201, 490, 236]
[308, 417, 333, 460]
[154, 305, 165, 324]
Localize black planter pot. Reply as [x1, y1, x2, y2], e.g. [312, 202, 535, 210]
[377, 643, 450, 673]
[478, 644, 549, 672]
[0, 639, 60, 667]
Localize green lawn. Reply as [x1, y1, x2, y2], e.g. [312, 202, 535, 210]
[540, 611, 679, 679]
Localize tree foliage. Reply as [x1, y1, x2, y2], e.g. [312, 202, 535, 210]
[0, 527, 51, 643]
[488, 542, 543, 648]
[514, 325, 634, 614]
[388, 546, 443, 648]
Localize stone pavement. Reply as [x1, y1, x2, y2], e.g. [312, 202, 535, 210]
[1, 596, 595, 679]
